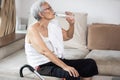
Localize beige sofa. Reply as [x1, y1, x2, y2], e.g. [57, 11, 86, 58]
[56, 13, 120, 77]
[86, 23, 120, 76]
[0, 12, 120, 80]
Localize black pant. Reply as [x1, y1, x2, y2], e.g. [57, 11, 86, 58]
[37, 58, 98, 80]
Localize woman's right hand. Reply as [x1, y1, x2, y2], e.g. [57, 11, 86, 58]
[63, 65, 79, 77]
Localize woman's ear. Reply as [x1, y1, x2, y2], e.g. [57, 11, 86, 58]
[38, 12, 43, 18]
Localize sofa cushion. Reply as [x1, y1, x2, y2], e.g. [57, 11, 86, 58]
[63, 48, 89, 60]
[87, 23, 120, 50]
[86, 50, 120, 76]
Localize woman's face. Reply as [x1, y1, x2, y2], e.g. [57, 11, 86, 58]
[40, 2, 55, 20]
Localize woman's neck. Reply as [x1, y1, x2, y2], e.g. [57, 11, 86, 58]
[38, 19, 50, 29]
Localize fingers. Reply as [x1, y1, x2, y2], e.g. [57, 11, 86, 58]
[66, 17, 75, 25]
[68, 69, 73, 76]
[70, 67, 79, 77]
[65, 66, 79, 77]
[65, 11, 75, 25]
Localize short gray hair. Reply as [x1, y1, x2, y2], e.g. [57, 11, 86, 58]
[30, 0, 45, 21]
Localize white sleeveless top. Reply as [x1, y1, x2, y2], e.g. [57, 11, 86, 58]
[25, 19, 64, 67]
[25, 34, 63, 67]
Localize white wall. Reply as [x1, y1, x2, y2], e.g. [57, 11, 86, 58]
[16, 0, 36, 25]
[16, 0, 120, 24]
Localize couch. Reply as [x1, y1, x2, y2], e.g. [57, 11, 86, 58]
[55, 13, 120, 78]
[55, 13, 120, 77]
[0, 12, 120, 80]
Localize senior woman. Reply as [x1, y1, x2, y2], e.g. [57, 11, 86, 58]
[25, 0, 98, 80]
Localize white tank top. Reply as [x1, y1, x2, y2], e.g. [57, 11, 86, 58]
[25, 33, 62, 67]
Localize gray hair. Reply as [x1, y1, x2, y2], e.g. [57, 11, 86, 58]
[30, 0, 46, 21]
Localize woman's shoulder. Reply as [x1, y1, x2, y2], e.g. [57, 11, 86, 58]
[25, 22, 40, 43]
[27, 22, 39, 32]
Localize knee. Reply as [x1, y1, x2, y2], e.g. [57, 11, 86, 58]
[86, 58, 97, 66]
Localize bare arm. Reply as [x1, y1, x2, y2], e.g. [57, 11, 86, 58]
[62, 12, 75, 41]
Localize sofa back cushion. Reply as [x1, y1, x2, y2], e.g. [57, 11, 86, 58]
[87, 23, 120, 50]
[56, 12, 88, 51]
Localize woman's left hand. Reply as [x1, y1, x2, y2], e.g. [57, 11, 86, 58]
[65, 11, 75, 25]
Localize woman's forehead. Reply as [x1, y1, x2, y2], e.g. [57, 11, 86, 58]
[41, 2, 50, 8]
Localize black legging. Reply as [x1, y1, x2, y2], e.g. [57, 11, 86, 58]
[37, 58, 98, 80]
